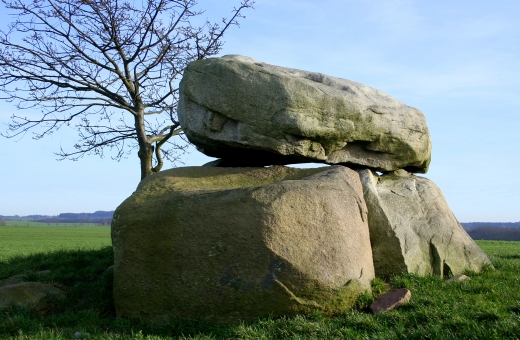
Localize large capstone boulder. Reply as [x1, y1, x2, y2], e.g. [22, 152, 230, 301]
[358, 169, 492, 278]
[178, 55, 432, 173]
[112, 165, 375, 323]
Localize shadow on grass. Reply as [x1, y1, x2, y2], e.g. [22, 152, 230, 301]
[0, 247, 234, 339]
[494, 253, 520, 260]
[2, 244, 520, 339]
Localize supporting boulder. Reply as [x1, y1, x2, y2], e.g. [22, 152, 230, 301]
[112, 165, 375, 323]
[178, 55, 431, 173]
[358, 169, 492, 278]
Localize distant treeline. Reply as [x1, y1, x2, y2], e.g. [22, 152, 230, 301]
[34, 218, 112, 224]
[0, 214, 51, 220]
[468, 226, 520, 241]
[0, 211, 114, 225]
[35, 211, 114, 224]
[58, 211, 113, 219]
[461, 222, 520, 230]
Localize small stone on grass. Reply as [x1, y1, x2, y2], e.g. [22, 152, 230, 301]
[74, 331, 90, 338]
[446, 274, 470, 283]
[369, 288, 411, 314]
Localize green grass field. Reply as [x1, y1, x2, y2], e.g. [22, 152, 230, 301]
[0, 225, 111, 262]
[3, 221, 102, 227]
[0, 227, 519, 339]
[476, 240, 520, 257]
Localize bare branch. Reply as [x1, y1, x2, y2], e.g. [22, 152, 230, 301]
[0, 0, 255, 180]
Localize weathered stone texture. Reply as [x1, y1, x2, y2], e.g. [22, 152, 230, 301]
[369, 288, 411, 314]
[112, 165, 375, 323]
[358, 169, 492, 278]
[0, 282, 65, 309]
[178, 55, 431, 172]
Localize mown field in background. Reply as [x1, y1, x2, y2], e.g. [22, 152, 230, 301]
[477, 240, 520, 256]
[0, 227, 519, 339]
[0, 225, 110, 262]
[2, 220, 102, 227]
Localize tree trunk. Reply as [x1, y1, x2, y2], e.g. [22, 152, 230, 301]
[138, 143, 154, 180]
[135, 112, 154, 181]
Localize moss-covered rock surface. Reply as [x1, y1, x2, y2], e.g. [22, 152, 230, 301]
[112, 165, 375, 323]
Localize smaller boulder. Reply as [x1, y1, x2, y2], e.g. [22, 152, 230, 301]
[0, 282, 66, 309]
[358, 169, 492, 278]
[0, 275, 24, 288]
[369, 288, 411, 314]
[0, 270, 51, 289]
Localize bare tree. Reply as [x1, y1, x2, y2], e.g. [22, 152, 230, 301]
[0, 0, 254, 180]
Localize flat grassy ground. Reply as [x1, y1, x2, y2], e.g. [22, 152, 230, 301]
[3, 221, 102, 227]
[0, 227, 519, 339]
[0, 225, 110, 262]
[477, 240, 520, 256]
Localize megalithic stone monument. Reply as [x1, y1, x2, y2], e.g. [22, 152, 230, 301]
[111, 55, 491, 324]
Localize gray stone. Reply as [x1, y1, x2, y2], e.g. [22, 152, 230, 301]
[358, 169, 492, 278]
[0, 271, 50, 289]
[0, 274, 24, 288]
[0, 282, 66, 309]
[178, 55, 431, 173]
[446, 274, 471, 283]
[369, 288, 411, 313]
[112, 165, 375, 323]
[74, 332, 91, 339]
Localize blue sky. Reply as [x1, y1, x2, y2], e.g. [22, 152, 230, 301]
[1, 0, 519, 221]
